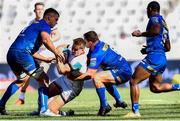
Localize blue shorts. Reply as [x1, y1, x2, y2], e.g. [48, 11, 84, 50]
[110, 61, 132, 84]
[7, 49, 39, 78]
[139, 53, 167, 76]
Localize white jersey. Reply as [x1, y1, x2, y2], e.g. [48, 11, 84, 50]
[53, 50, 87, 102]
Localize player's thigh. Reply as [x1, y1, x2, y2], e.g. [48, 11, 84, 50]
[8, 50, 40, 78]
[7, 50, 24, 78]
[49, 82, 61, 98]
[132, 65, 151, 84]
[139, 53, 167, 76]
[109, 68, 132, 84]
[94, 71, 116, 84]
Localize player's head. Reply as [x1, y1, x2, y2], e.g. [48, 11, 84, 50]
[72, 38, 86, 57]
[43, 8, 60, 28]
[147, 1, 160, 18]
[34, 2, 44, 20]
[83, 31, 99, 50]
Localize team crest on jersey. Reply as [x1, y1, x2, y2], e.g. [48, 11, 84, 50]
[90, 58, 97, 67]
[102, 43, 108, 51]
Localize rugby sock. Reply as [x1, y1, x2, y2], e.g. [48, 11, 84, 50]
[132, 103, 139, 113]
[105, 84, 122, 102]
[0, 81, 19, 107]
[96, 87, 108, 108]
[172, 84, 180, 90]
[19, 92, 25, 100]
[38, 86, 48, 113]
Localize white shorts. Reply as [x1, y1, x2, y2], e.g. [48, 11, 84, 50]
[53, 76, 84, 103]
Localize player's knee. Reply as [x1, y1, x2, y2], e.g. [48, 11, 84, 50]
[129, 78, 138, 86]
[31, 67, 44, 80]
[93, 75, 104, 88]
[150, 84, 161, 93]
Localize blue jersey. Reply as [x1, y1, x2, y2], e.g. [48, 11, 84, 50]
[146, 14, 169, 54]
[10, 19, 51, 54]
[88, 41, 128, 70]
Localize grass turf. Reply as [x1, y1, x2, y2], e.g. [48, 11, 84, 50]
[0, 88, 180, 120]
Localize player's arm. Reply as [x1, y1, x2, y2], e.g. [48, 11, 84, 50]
[132, 19, 161, 37]
[56, 57, 71, 74]
[132, 24, 160, 37]
[164, 39, 171, 52]
[73, 68, 97, 81]
[33, 52, 55, 63]
[50, 28, 61, 42]
[41, 31, 64, 61]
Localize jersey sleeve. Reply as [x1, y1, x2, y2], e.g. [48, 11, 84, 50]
[150, 16, 160, 25]
[39, 22, 51, 34]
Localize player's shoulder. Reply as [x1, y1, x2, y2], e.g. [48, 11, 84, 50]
[150, 14, 164, 24]
[97, 40, 109, 53]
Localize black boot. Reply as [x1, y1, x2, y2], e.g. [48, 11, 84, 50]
[0, 106, 8, 115]
[113, 101, 128, 109]
[97, 104, 112, 116]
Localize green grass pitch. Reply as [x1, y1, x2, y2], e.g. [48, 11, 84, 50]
[0, 88, 180, 120]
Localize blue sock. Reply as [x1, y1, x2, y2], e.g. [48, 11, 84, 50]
[105, 84, 122, 102]
[0, 81, 19, 107]
[38, 86, 48, 113]
[132, 103, 139, 113]
[172, 84, 180, 90]
[96, 87, 108, 108]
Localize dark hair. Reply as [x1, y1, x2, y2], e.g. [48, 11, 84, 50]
[43, 8, 60, 17]
[147, 1, 160, 12]
[83, 31, 99, 43]
[34, 2, 44, 9]
[73, 38, 86, 49]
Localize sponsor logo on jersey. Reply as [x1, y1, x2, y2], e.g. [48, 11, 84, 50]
[90, 58, 97, 67]
[102, 43, 108, 51]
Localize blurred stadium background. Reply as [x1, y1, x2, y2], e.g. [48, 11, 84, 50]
[0, 0, 180, 90]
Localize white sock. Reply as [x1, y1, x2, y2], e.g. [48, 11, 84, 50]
[19, 92, 25, 100]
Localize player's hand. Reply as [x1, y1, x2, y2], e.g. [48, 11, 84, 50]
[55, 49, 65, 63]
[132, 30, 142, 37]
[140, 45, 147, 54]
[45, 57, 56, 63]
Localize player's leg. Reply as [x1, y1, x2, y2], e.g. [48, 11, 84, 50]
[0, 74, 30, 115]
[16, 62, 51, 106]
[16, 79, 30, 105]
[48, 82, 64, 114]
[149, 74, 180, 93]
[32, 68, 49, 115]
[105, 84, 128, 108]
[0, 50, 31, 114]
[105, 65, 132, 109]
[93, 71, 117, 116]
[48, 77, 77, 116]
[124, 65, 150, 117]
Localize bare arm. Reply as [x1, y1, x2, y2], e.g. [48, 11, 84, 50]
[132, 24, 160, 37]
[56, 57, 71, 74]
[72, 68, 97, 81]
[41, 32, 64, 60]
[33, 52, 55, 63]
[50, 29, 61, 42]
[164, 39, 171, 52]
